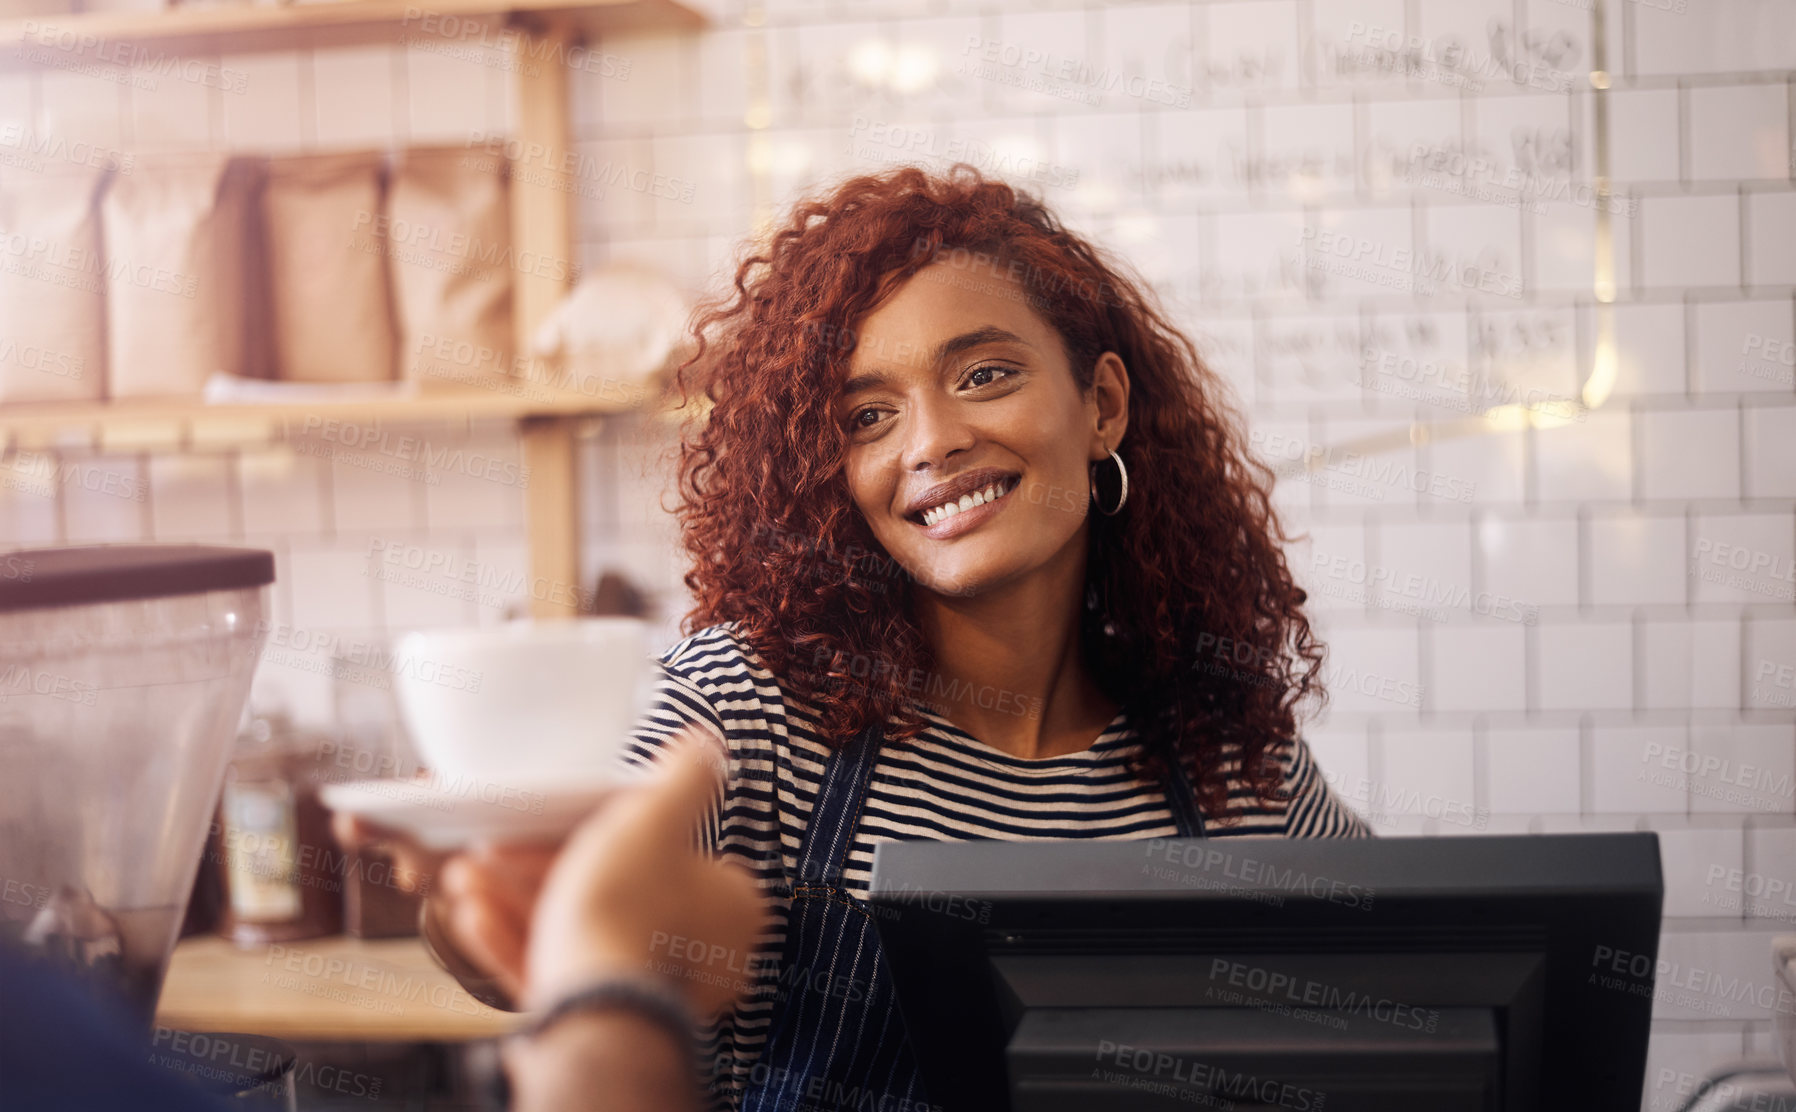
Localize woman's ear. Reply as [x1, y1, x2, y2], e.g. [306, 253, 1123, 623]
[1091, 351, 1130, 456]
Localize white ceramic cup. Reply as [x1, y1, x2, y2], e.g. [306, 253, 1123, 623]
[388, 618, 652, 783]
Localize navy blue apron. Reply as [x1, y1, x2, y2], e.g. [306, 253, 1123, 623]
[737, 719, 1207, 1111]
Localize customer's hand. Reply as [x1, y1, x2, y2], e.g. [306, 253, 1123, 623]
[330, 816, 562, 1008]
[524, 723, 769, 1020]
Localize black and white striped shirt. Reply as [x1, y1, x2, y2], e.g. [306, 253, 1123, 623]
[620, 621, 1371, 1107]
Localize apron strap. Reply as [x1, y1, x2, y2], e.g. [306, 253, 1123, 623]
[1162, 753, 1207, 838]
[791, 720, 885, 889]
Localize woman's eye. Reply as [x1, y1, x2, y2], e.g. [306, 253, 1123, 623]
[847, 368, 1013, 432]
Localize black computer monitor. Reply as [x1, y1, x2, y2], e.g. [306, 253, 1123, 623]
[867, 832, 1662, 1112]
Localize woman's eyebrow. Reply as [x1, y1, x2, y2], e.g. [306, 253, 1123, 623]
[838, 326, 1032, 397]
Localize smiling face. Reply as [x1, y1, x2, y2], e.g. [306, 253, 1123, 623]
[836, 261, 1128, 601]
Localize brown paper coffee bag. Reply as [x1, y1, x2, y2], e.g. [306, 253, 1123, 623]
[103, 153, 259, 397]
[386, 147, 513, 387]
[0, 165, 108, 403]
[262, 150, 394, 382]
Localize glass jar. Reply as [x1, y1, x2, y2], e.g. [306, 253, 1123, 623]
[215, 711, 342, 946]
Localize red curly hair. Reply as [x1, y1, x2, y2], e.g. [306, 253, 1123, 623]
[665, 164, 1324, 823]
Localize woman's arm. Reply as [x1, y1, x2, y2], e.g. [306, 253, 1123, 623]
[616, 663, 732, 856]
[1282, 736, 1376, 837]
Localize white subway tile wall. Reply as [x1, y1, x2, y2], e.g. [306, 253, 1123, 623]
[1587, 510, 1685, 606]
[6, 0, 1792, 1098]
[1483, 725, 1581, 815]
[220, 52, 307, 151]
[309, 45, 401, 149]
[147, 453, 236, 541]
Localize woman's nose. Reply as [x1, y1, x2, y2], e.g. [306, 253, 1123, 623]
[900, 394, 976, 472]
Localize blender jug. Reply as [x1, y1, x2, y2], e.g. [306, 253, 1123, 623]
[0, 544, 274, 1029]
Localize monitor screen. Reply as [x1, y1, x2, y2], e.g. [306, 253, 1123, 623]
[868, 833, 1663, 1112]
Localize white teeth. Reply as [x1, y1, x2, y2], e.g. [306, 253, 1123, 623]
[920, 479, 1013, 527]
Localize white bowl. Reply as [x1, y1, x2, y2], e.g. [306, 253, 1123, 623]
[389, 618, 652, 783]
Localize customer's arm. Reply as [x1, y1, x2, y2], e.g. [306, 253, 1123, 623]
[505, 1009, 700, 1112]
[504, 723, 769, 1112]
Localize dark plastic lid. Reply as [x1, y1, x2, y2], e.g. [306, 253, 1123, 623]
[0, 544, 275, 613]
[145, 1030, 296, 1097]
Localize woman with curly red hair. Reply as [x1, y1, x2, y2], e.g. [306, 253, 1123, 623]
[412, 164, 1369, 1111]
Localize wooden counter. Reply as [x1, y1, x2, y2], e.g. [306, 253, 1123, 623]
[156, 935, 516, 1043]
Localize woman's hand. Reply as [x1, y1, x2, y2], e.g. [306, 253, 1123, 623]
[524, 723, 769, 1020]
[329, 815, 563, 1008]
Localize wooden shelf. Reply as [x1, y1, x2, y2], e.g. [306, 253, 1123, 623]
[1, 0, 704, 67]
[157, 934, 516, 1043]
[0, 385, 651, 451]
